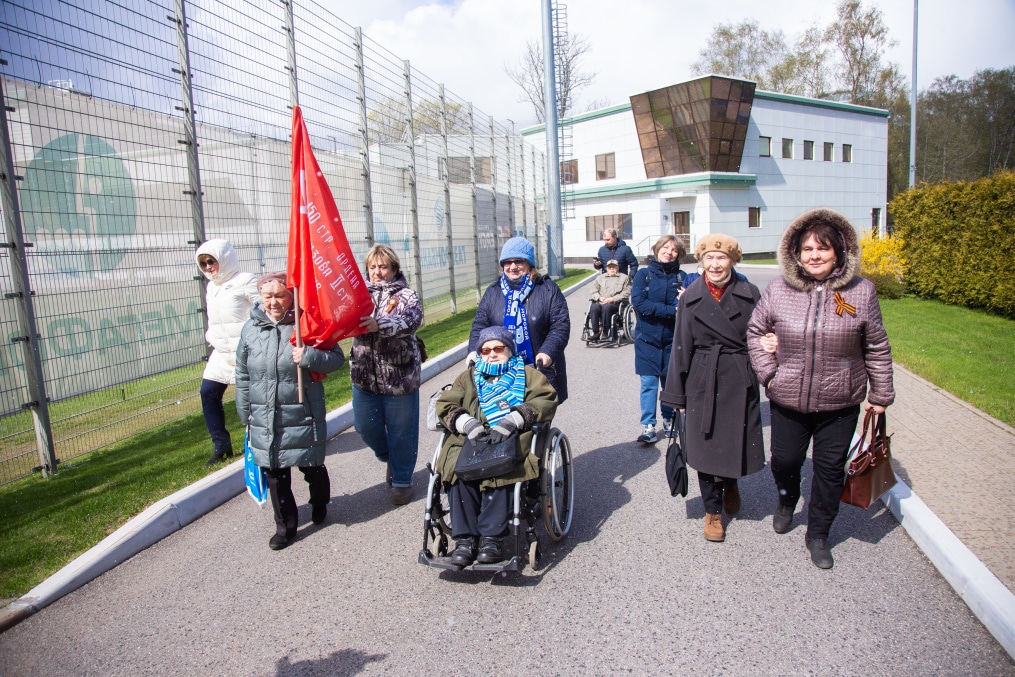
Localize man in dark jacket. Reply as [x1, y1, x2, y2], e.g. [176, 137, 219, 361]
[594, 229, 639, 277]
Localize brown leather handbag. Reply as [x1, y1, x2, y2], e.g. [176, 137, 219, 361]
[841, 410, 897, 509]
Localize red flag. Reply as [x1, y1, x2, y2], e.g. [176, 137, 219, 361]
[287, 106, 374, 354]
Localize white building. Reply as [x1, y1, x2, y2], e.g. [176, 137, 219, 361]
[522, 75, 889, 261]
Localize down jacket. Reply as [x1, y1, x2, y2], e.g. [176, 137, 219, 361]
[595, 238, 639, 277]
[195, 239, 259, 385]
[660, 276, 765, 479]
[470, 274, 571, 403]
[235, 304, 345, 469]
[747, 208, 895, 413]
[435, 364, 558, 489]
[631, 257, 687, 376]
[350, 273, 423, 396]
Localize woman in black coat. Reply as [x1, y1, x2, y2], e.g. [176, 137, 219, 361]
[660, 234, 764, 543]
[470, 237, 571, 403]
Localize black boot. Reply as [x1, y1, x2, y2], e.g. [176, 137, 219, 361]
[450, 538, 477, 567]
[204, 446, 233, 467]
[806, 537, 834, 569]
[476, 537, 504, 564]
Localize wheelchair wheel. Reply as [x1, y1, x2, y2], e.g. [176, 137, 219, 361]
[540, 429, 574, 541]
[623, 304, 636, 342]
[427, 473, 453, 539]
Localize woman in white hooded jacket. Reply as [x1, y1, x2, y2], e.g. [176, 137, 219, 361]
[195, 239, 259, 465]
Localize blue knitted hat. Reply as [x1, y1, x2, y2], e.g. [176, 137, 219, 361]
[477, 325, 516, 355]
[499, 237, 536, 266]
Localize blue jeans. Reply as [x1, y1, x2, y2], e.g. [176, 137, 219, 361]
[639, 374, 674, 427]
[200, 379, 232, 452]
[352, 385, 419, 487]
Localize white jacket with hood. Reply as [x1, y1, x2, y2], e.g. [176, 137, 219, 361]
[195, 239, 259, 384]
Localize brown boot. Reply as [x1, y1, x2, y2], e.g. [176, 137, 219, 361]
[704, 513, 725, 542]
[723, 480, 741, 515]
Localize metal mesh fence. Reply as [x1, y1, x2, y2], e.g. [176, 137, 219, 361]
[0, 0, 547, 485]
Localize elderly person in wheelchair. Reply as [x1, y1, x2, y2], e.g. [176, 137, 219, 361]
[434, 326, 558, 566]
[588, 259, 631, 343]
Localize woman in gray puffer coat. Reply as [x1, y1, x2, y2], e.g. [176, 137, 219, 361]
[748, 208, 894, 570]
[236, 273, 345, 551]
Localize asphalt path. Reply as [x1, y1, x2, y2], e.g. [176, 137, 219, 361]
[1, 266, 1012, 676]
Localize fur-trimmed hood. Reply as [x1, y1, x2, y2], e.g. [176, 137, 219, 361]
[778, 208, 860, 292]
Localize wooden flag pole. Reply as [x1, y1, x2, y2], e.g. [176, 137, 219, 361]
[293, 284, 304, 403]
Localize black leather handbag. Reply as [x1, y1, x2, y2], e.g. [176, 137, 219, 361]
[454, 434, 517, 481]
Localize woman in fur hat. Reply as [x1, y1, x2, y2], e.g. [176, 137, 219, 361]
[661, 234, 765, 543]
[748, 209, 894, 569]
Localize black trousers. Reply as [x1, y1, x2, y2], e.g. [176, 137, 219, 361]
[769, 402, 861, 540]
[266, 466, 330, 538]
[590, 302, 620, 335]
[697, 472, 734, 515]
[200, 379, 232, 452]
[449, 481, 510, 539]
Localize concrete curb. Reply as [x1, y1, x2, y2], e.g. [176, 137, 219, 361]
[882, 476, 1015, 659]
[0, 271, 598, 633]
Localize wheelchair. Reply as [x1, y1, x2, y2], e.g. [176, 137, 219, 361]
[581, 299, 636, 347]
[418, 421, 574, 573]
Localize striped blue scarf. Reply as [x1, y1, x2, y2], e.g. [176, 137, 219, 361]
[500, 274, 535, 364]
[473, 355, 526, 426]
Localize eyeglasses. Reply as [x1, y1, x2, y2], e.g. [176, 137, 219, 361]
[501, 259, 527, 267]
[479, 345, 508, 356]
[198, 259, 217, 268]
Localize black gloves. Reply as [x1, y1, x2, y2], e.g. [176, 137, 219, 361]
[455, 414, 485, 441]
[485, 411, 524, 444]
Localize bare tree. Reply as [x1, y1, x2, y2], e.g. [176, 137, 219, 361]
[826, 0, 897, 106]
[767, 26, 831, 98]
[691, 20, 788, 89]
[367, 96, 470, 144]
[504, 34, 596, 123]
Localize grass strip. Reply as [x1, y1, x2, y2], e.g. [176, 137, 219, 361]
[880, 296, 1015, 427]
[0, 268, 591, 600]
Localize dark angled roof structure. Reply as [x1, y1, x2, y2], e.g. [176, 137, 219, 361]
[630, 75, 756, 177]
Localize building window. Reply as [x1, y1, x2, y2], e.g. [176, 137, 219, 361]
[782, 138, 794, 159]
[803, 140, 814, 160]
[823, 142, 834, 161]
[586, 214, 633, 241]
[842, 144, 852, 162]
[560, 159, 578, 184]
[748, 207, 762, 228]
[595, 153, 615, 180]
[448, 156, 491, 184]
[872, 207, 881, 232]
[759, 136, 771, 157]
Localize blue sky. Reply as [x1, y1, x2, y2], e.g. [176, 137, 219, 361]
[317, 0, 1015, 125]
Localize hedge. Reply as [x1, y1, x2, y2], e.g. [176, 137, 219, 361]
[890, 172, 1015, 318]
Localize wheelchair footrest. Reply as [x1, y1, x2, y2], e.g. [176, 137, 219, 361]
[470, 555, 525, 573]
[418, 550, 466, 571]
[418, 550, 527, 573]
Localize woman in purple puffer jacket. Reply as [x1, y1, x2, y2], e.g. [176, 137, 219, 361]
[748, 208, 895, 570]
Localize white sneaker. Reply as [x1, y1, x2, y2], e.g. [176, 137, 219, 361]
[662, 417, 675, 437]
[637, 425, 657, 444]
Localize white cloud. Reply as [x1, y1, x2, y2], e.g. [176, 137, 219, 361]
[316, 0, 1015, 125]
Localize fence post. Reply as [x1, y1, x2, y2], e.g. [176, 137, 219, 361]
[438, 84, 457, 314]
[505, 124, 515, 239]
[533, 144, 543, 269]
[489, 116, 499, 257]
[402, 60, 423, 303]
[469, 103, 482, 301]
[172, 0, 209, 346]
[354, 27, 375, 247]
[283, 0, 298, 108]
[519, 125, 528, 243]
[0, 74, 57, 476]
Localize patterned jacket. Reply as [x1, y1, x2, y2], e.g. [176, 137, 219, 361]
[350, 273, 423, 395]
[747, 208, 895, 413]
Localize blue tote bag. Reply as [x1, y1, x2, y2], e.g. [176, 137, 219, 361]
[244, 429, 268, 507]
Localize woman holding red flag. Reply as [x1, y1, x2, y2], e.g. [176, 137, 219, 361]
[351, 245, 425, 506]
[236, 273, 346, 550]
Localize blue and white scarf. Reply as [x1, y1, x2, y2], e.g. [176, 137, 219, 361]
[473, 354, 526, 426]
[500, 274, 535, 364]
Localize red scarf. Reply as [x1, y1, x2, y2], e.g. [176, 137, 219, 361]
[705, 276, 730, 302]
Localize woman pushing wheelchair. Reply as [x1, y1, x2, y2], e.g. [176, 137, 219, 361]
[434, 326, 558, 566]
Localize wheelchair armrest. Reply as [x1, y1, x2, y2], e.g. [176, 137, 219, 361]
[529, 423, 552, 459]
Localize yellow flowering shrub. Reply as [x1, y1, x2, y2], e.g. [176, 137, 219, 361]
[860, 231, 906, 298]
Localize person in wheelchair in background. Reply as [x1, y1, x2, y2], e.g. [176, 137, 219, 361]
[434, 326, 558, 567]
[588, 259, 631, 342]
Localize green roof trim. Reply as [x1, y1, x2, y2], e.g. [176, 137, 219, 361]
[754, 90, 890, 117]
[520, 88, 890, 136]
[570, 172, 756, 199]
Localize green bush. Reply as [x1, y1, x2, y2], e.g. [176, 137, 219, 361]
[890, 172, 1015, 318]
[864, 271, 906, 299]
